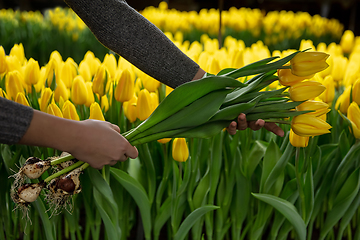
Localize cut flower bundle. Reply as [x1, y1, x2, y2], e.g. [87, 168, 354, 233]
[11, 50, 332, 209]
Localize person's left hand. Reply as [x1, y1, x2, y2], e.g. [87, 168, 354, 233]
[227, 113, 284, 137]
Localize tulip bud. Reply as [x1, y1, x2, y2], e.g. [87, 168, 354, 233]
[172, 138, 189, 162]
[207, 57, 221, 75]
[38, 88, 53, 112]
[44, 58, 58, 88]
[291, 114, 331, 137]
[290, 52, 329, 77]
[331, 55, 347, 83]
[47, 101, 63, 118]
[352, 79, 360, 105]
[340, 30, 355, 54]
[71, 75, 88, 105]
[347, 102, 360, 139]
[289, 129, 309, 147]
[157, 138, 172, 144]
[85, 82, 95, 107]
[277, 68, 311, 86]
[54, 80, 70, 102]
[5, 55, 22, 72]
[92, 64, 108, 96]
[5, 70, 25, 101]
[101, 95, 109, 112]
[78, 61, 92, 82]
[15, 92, 30, 107]
[335, 86, 351, 114]
[0, 46, 6, 75]
[123, 95, 138, 123]
[296, 100, 330, 117]
[89, 102, 105, 121]
[24, 58, 40, 85]
[149, 92, 159, 112]
[62, 100, 80, 121]
[137, 89, 153, 121]
[289, 81, 326, 102]
[114, 69, 134, 102]
[142, 75, 160, 92]
[318, 75, 335, 104]
[10, 43, 26, 65]
[103, 53, 117, 80]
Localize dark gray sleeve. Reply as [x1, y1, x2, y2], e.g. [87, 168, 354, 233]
[0, 97, 34, 144]
[64, 0, 200, 88]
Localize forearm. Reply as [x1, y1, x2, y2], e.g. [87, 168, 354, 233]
[64, 0, 200, 88]
[19, 110, 82, 153]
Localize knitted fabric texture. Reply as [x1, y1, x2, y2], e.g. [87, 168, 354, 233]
[64, 0, 200, 88]
[0, 97, 33, 144]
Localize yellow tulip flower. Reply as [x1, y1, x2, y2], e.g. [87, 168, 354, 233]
[24, 58, 40, 86]
[0, 46, 6, 75]
[60, 60, 77, 89]
[157, 138, 172, 144]
[62, 100, 80, 121]
[291, 114, 331, 137]
[92, 64, 108, 97]
[47, 102, 63, 118]
[85, 82, 95, 107]
[340, 30, 355, 54]
[103, 53, 117, 80]
[38, 88, 53, 112]
[6, 55, 22, 73]
[5, 70, 25, 101]
[101, 94, 109, 112]
[78, 61, 92, 82]
[54, 79, 70, 102]
[44, 58, 58, 88]
[71, 75, 87, 105]
[353, 79, 360, 105]
[277, 68, 311, 86]
[335, 86, 351, 114]
[137, 89, 153, 121]
[9, 43, 26, 65]
[172, 138, 189, 162]
[331, 55, 347, 83]
[114, 69, 134, 102]
[289, 129, 309, 147]
[288, 81, 326, 101]
[318, 75, 335, 104]
[347, 102, 360, 139]
[296, 100, 330, 117]
[123, 95, 138, 123]
[142, 75, 160, 93]
[290, 52, 329, 77]
[89, 102, 105, 121]
[15, 92, 30, 107]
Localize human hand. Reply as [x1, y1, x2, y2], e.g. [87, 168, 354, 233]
[66, 120, 138, 169]
[227, 113, 284, 137]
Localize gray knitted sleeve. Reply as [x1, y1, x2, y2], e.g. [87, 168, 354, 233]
[64, 0, 200, 89]
[0, 97, 33, 144]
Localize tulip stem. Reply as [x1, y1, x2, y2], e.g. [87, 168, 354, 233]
[44, 161, 89, 183]
[50, 154, 75, 166]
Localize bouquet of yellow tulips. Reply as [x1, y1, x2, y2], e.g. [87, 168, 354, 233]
[11, 50, 332, 209]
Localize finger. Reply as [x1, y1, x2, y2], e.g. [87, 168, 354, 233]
[237, 113, 248, 130]
[227, 121, 237, 135]
[126, 146, 138, 159]
[248, 119, 265, 131]
[110, 123, 121, 133]
[264, 123, 284, 137]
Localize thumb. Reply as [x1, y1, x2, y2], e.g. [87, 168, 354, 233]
[110, 123, 121, 133]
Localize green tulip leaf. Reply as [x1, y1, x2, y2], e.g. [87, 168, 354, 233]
[110, 168, 152, 240]
[252, 193, 306, 240]
[173, 205, 220, 240]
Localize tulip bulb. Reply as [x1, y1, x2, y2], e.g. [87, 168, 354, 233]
[13, 181, 46, 204]
[21, 157, 51, 179]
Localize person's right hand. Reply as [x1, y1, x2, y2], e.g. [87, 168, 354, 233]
[20, 110, 138, 169]
[67, 119, 138, 169]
